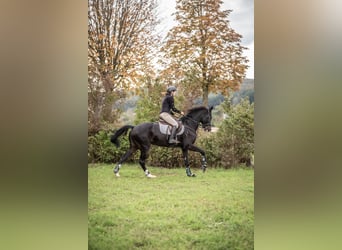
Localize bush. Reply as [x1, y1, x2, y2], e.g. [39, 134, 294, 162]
[197, 97, 254, 168]
[88, 130, 138, 164]
[196, 131, 221, 167]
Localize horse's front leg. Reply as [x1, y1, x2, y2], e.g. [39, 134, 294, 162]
[188, 144, 207, 173]
[182, 148, 196, 177]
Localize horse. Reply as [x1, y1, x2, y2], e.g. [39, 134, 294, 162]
[110, 106, 213, 177]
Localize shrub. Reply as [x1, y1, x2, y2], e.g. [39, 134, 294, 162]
[88, 130, 138, 164]
[197, 97, 254, 168]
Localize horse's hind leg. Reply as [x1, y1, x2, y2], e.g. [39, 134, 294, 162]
[139, 146, 156, 178]
[114, 147, 136, 177]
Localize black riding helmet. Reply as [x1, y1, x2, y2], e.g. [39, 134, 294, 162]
[167, 86, 177, 93]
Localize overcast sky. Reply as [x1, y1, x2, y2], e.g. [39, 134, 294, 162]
[156, 0, 254, 79]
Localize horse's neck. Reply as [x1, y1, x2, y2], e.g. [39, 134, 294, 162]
[183, 115, 199, 131]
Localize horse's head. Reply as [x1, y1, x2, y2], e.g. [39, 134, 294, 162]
[184, 106, 213, 131]
[201, 106, 213, 132]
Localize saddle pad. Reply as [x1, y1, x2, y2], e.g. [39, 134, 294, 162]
[158, 123, 184, 135]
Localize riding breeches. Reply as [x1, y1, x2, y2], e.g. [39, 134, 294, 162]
[159, 112, 178, 128]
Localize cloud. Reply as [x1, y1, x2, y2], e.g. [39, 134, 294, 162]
[222, 0, 254, 46]
[244, 43, 254, 79]
[222, 0, 254, 78]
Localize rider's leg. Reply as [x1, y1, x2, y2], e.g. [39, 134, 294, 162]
[159, 113, 179, 144]
[169, 126, 179, 144]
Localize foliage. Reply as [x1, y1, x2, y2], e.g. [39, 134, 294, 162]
[88, 130, 138, 163]
[174, 69, 204, 111]
[159, 0, 249, 106]
[191, 79, 254, 107]
[134, 81, 165, 124]
[232, 79, 255, 104]
[198, 96, 254, 168]
[88, 0, 159, 134]
[88, 165, 254, 250]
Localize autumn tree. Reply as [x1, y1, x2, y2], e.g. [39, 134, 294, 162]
[88, 0, 159, 134]
[160, 0, 248, 106]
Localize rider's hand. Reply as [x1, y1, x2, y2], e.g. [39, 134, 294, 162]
[181, 111, 184, 115]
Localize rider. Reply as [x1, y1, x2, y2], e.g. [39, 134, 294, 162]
[159, 86, 184, 144]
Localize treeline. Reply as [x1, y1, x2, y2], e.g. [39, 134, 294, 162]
[119, 78, 254, 114]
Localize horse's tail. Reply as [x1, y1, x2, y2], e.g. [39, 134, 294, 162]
[110, 125, 134, 147]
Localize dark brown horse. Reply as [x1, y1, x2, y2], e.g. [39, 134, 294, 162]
[110, 106, 213, 177]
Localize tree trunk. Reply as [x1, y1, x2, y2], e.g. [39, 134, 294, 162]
[202, 84, 209, 106]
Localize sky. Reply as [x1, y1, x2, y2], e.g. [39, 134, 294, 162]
[156, 0, 254, 79]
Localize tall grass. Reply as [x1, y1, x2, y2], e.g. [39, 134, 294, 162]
[88, 164, 254, 249]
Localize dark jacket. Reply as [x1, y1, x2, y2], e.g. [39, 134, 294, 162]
[160, 94, 181, 115]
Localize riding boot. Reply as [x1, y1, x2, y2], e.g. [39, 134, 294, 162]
[168, 126, 179, 144]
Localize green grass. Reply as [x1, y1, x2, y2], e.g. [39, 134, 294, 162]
[88, 164, 254, 250]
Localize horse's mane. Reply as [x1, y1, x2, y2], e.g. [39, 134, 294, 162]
[186, 106, 208, 115]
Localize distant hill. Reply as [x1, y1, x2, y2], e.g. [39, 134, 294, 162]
[240, 78, 254, 90]
[232, 78, 254, 104]
[205, 78, 254, 106]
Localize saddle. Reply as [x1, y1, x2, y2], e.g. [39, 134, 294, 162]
[158, 118, 184, 136]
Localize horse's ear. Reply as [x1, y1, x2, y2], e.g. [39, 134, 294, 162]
[209, 106, 214, 112]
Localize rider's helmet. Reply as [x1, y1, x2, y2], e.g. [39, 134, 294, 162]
[167, 86, 177, 93]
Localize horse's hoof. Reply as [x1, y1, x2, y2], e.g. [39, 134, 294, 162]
[115, 172, 120, 177]
[146, 173, 156, 178]
[187, 173, 196, 177]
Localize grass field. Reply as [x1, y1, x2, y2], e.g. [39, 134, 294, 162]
[88, 164, 254, 250]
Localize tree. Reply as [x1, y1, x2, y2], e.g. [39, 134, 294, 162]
[88, 0, 159, 134]
[134, 81, 165, 124]
[216, 96, 254, 167]
[159, 0, 248, 106]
